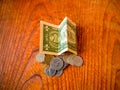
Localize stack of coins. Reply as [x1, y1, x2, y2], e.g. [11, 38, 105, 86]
[36, 53, 83, 77]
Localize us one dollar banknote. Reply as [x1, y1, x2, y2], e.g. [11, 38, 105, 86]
[40, 17, 77, 55]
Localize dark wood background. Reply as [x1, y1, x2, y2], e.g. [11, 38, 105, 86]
[0, 0, 120, 90]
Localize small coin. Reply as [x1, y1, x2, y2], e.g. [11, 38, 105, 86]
[72, 56, 83, 66]
[50, 57, 64, 70]
[35, 53, 45, 62]
[55, 70, 63, 76]
[63, 55, 73, 65]
[45, 66, 56, 76]
[66, 54, 83, 66]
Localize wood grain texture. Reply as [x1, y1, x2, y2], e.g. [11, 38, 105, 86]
[0, 0, 120, 90]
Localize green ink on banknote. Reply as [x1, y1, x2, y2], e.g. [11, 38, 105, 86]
[40, 17, 77, 55]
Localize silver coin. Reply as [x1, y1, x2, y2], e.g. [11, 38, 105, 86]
[66, 54, 83, 66]
[45, 66, 56, 76]
[63, 55, 74, 65]
[35, 53, 45, 62]
[50, 57, 64, 70]
[55, 70, 63, 76]
[72, 56, 83, 66]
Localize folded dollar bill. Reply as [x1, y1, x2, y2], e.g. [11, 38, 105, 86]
[40, 17, 77, 55]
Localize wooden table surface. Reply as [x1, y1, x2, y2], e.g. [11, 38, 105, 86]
[0, 0, 120, 90]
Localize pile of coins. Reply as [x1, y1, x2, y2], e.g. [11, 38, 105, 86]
[36, 54, 83, 77]
[44, 56, 69, 76]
